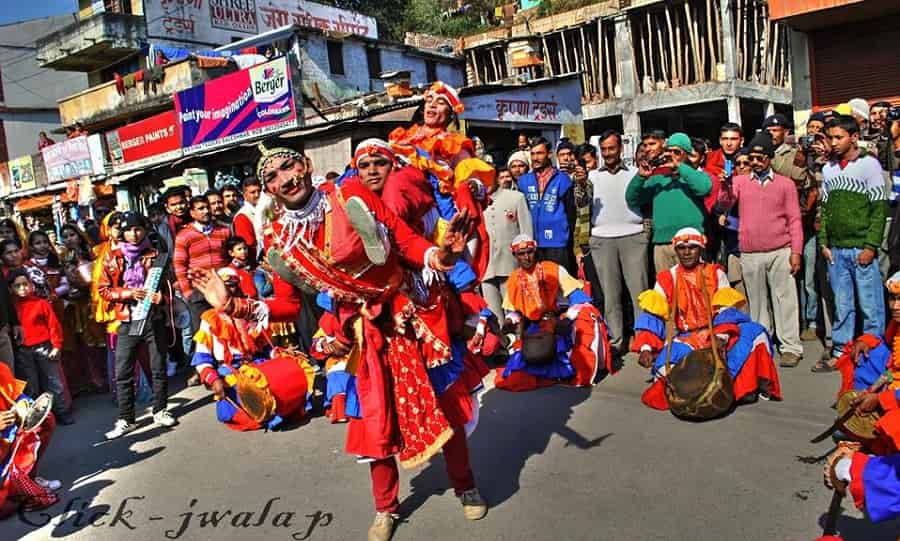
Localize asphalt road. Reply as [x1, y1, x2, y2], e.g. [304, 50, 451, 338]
[3, 339, 900, 541]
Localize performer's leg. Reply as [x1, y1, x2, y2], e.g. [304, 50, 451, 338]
[369, 457, 400, 513]
[442, 428, 475, 495]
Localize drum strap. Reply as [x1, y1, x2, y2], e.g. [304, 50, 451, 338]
[664, 264, 721, 377]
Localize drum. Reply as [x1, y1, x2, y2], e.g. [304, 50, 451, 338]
[836, 390, 881, 442]
[235, 354, 312, 424]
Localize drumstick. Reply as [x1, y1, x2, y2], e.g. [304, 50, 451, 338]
[823, 490, 843, 535]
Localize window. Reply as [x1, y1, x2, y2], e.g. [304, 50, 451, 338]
[426, 60, 437, 83]
[366, 47, 382, 79]
[327, 41, 345, 76]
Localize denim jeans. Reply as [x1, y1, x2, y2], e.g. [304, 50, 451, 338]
[828, 247, 886, 357]
[799, 234, 819, 326]
[115, 319, 168, 423]
[16, 341, 69, 416]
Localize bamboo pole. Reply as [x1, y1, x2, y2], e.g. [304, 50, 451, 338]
[653, 13, 668, 87]
[736, 0, 744, 80]
[603, 19, 614, 97]
[705, 0, 717, 73]
[593, 19, 603, 99]
[555, 33, 565, 75]
[664, 4, 680, 85]
[749, 0, 758, 81]
[541, 34, 554, 77]
[469, 50, 481, 85]
[645, 12, 656, 85]
[561, 30, 572, 74]
[684, 1, 701, 83]
[676, 14, 687, 84]
[583, 24, 597, 98]
[576, 27, 589, 98]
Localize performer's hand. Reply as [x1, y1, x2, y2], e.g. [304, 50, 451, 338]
[48, 348, 60, 361]
[467, 332, 484, 353]
[188, 268, 232, 311]
[324, 340, 351, 357]
[211, 378, 225, 400]
[0, 410, 16, 430]
[824, 442, 860, 495]
[131, 289, 148, 301]
[437, 208, 472, 267]
[851, 340, 871, 366]
[638, 350, 655, 369]
[852, 391, 880, 414]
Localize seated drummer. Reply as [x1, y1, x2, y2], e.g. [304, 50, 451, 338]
[835, 271, 900, 453]
[633, 227, 782, 410]
[192, 268, 313, 431]
[494, 233, 609, 391]
[0, 363, 60, 518]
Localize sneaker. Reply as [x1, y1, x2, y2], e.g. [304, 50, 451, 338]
[35, 477, 62, 491]
[779, 352, 802, 368]
[153, 410, 178, 427]
[345, 196, 387, 266]
[105, 419, 136, 440]
[459, 488, 488, 520]
[800, 327, 818, 341]
[367, 511, 396, 541]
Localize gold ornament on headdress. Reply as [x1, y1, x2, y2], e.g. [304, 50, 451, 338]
[256, 142, 303, 181]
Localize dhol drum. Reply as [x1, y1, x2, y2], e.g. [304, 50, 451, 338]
[234, 352, 314, 424]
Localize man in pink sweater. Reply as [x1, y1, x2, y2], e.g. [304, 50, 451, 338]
[718, 132, 804, 367]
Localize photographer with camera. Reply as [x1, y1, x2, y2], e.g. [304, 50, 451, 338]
[883, 106, 900, 274]
[626, 132, 712, 273]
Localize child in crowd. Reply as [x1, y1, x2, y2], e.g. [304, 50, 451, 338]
[8, 269, 72, 425]
[223, 236, 258, 299]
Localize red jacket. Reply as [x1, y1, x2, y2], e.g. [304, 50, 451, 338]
[97, 246, 167, 322]
[13, 295, 62, 349]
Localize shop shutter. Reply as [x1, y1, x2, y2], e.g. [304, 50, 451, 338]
[810, 14, 900, 108]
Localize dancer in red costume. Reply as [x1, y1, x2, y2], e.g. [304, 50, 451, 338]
[190, 142, 487, 541]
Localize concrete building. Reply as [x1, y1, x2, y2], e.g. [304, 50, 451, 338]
[769, 0, 900, 131]
[0, 16, 89, 161]
[460, 0, 793, 146]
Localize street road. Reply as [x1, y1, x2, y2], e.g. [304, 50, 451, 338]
[4, 339, 900, 541]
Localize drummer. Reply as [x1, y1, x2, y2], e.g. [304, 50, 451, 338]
[0, 363, 60, 517]
[192, 268, 314, 431]
[836, 270, 900, 453]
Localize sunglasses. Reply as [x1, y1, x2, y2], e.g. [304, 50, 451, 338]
[748, 155, 768, 162]
[735, 160, 750, 167]
[665, 148, 685, 155]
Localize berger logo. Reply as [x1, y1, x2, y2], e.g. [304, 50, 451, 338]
[252, 62, 287, 101]
[250, 58, 293, 121]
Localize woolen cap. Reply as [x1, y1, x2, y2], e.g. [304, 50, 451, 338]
[748, 132, 775, 157]
[665, 132, 693, 153]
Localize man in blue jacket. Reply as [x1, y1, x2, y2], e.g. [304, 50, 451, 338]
[516, 137, 578, 275]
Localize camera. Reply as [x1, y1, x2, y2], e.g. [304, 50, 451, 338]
[799, 135, 817, 150]
[887, 107, 900, 123]
[649, 155, 668, 168]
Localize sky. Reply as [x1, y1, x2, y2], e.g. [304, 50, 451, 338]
[0, 0, 78, 25]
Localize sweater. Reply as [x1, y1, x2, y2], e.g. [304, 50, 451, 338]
[173, 222, 231, 298]
[13, 295, 62, 349]
[717, 171, 803, 254]
[588, 165, 644, 238]
[820, 154, 886, 250]
[625, 163, 712, 244]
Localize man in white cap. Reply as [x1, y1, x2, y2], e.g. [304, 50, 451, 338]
[506, 150, 530, 183]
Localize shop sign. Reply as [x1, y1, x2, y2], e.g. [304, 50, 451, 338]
[41, 136, 99, 183]
[107, 111, 183, 172]
[8, 155, 36, 192]
[460, 78, 583, 125]
[257, 0, 377, 39]
[175, 56, 297, 154]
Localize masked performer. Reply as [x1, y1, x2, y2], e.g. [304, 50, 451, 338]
[633, 228, 782, 410]
[495, 234, 610, 391]
[192, 267, 313, 431]
[0, 364, 59, 517]
[189, 143, 488, 541]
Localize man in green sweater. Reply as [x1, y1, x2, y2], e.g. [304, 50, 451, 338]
[626, 132, 712, 273]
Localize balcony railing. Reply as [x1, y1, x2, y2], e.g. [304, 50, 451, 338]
[57, 58, 235, 128]
[36, 13, 146, 71]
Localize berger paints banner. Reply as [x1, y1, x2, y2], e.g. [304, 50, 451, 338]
[176, 56, 297, 154]
[107, 111, 182, 172]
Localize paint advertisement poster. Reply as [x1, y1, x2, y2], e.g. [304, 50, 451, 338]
[107, 111, 183, 172]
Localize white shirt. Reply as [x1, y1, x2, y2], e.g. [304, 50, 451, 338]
[589, 164, 644, 238]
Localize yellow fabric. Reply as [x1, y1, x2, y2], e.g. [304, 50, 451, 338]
[712, 287, 746, 309]
[556, 266, 583, 298]
[431, 217, 450, 246]
[453, 158, 495, 192]
[638, 289, 669, 319]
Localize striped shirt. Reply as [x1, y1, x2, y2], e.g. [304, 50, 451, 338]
[173, 222, 231, 298]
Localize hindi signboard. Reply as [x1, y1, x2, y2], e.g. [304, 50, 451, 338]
[41, 136, 95, 183]
[175, 56, 298, 154]
[144, 0, 376, 46]
[107, 111, 183, 172]
[459, 78, 583, 125]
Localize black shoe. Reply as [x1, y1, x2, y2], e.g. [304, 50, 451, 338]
[57, 413, 75, 425]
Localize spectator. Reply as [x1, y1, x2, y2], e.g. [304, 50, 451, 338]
[871, 101, 891, 135]
[640, 129, 667, 163]
[559, 140, 591, 257]
[718, 132, 804, 367]
[806, 112, 826, 136]
[205, 189, 228, 226]
[173, 196, 231, 336]
[707, 123, 745, 179]
[0, 239, 23, 278]
[516, 137, 577, 274]
[688, 137, 722, 263]
[37, 132, 54, 150]
[886, 111, 900, 274]
[147, 203, 166, 228]
[506, 151, 530, 183]
[496, 168, 515, 190]
[587, 130, 646, 354]
[98, 212, 176, 439]
[870, 101, 895, 172]
[626, 132, 712, 273]
[233, 177, 263, 259]
[816, 115, 887, 371]
[0, 257, 18, 376]
[764, 114, 809, 187]
[799, 113, 830, 341]
[221, 185, 242, 219]
[482, 166, 533, 321]
[8, 269, 71, 424]
[223, 236, 257, 299]
[516, 132, 530, 152]
[156, 186, 191, 264]
[577, 143, 599, 172]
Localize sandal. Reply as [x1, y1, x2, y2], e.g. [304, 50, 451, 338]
[811, 359, 838, 373]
